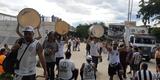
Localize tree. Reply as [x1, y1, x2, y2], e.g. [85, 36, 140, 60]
[75, 22, 107, 39]
[150, 27, 160, 41]
[137, 0, 160, 26]
[76, 23, 91, 38]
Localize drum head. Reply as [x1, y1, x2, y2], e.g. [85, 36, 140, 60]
[90, 25, 104, 38]
[17, 8, 41, 28]
[55, 21, 69, 35]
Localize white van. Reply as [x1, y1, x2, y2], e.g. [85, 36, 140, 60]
[129, 34, 156, 61]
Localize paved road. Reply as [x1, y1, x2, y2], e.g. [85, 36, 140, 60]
[36, 43, 157, 80]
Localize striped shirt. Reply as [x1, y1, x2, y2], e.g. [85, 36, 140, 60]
[135, 70, 154, 80]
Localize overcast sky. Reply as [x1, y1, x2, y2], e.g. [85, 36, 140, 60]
[0, 0, 144, 26]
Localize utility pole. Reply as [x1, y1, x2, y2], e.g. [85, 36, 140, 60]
[128, 0, 133, 22]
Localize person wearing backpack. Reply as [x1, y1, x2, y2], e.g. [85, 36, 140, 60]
[131, 47, 142, 79]
[12, 26, 48, 80]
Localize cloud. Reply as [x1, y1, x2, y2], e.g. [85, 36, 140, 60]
[0, 0, 144, 26]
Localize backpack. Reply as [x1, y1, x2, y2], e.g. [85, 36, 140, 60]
[133, 52, 142, 65]
[2, 38, 24, 74]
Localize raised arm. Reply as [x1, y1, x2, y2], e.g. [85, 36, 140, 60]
[35, 28, 42, 40]
[16, 23, 23, 37]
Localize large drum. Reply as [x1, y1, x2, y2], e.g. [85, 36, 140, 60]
[89, 24, 104, 38]
[17, 8, 41, 28]
[55, 21, 69, 35]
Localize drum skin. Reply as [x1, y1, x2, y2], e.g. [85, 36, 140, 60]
[17, 8, 41, 28]
[89, 25, 104, 38]
[55, 21, 69, 35]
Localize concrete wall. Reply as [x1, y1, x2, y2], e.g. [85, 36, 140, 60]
[0, 20, 56, 46]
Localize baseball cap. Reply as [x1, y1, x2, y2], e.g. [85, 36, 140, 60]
[86, 55, 92, 61]
[23, 26, 34, 32]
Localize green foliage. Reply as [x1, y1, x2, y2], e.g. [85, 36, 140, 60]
[75, 22, 106, 39]
[76, 24, 91, 38]
[137, 0, 160, 25]
[0, 72, 13, 80]
[150, 27, 160, 40]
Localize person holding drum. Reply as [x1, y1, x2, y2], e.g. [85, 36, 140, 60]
[87, 25, 104, 70]
[87, 37, 101, 70]
[13, 26, 48, 80]
[16, 23, 42, 40]
[55, 33, 68, 75]
[17, 8, 42, 40]
[14, 8, 47, 80]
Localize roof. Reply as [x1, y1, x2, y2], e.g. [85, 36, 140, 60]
[109, 23, 125, 26]
[0, 13, 16, 18]
[133, 34, 156, 39]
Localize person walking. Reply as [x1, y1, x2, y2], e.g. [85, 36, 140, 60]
[135, 63, 155, 80]
[105, 41, 123, 80]
[58, 51, 78, 80]
[55, 35, 65, 76]
[43, 31, 58, 80]
[13, 26, 48, 80]
[80, 55, 96, 80]
[131, 47, 142, 79]
[119, 44, 128, 79]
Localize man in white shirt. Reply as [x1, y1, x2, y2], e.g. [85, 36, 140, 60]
[106, 41, 123, 80]
[58, 51, 78, 80]
[55, 36, 65, 69]
[13, 26, 47, 80]
[89, 38, 101, 69]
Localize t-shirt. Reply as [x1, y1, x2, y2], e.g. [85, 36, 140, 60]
[83, 63, 95, 80]
[43, 40, 58, 62]
[108, 50, 120, 64]
[89, 42, 100, 57]
[55, 41, 64, 58]
[58, 59, 75, 79]
[135, 70, 154, 80]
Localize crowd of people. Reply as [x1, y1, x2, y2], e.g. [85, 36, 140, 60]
[0, 25, 160, 80]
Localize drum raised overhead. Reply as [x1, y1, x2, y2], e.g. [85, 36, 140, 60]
[17, 8, 41, 28]
[89, 25, 104, 38]
[55, 21, 69, 35]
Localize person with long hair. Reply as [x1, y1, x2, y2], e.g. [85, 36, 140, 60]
[43, 31, 58, 80]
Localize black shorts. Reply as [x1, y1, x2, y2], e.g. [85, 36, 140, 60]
[131, 64, 140, 71]
[108, 63, 122, 76]
[56, 57, 64, 66]
[92, 56, 99, 64]
[15, 74, 36, 80]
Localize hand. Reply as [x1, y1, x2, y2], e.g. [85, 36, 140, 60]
[11, 43, 20, 51]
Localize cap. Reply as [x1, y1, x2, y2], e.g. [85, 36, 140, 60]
[23, 26, 34, 32]
[86, 55, 92, 61]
